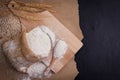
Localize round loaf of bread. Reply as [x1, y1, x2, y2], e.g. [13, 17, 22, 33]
[21, 26, 54, 62]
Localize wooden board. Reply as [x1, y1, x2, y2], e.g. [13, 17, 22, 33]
[21, 11, 83, 53]
[9, 2, 83, 73]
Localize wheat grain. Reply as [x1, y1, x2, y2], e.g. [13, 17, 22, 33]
[9, 2, 45, 13]
[8, 2, 42, 20]
[14, 0, 55, 12]
[14, 12, 41, 21]
[15, 0, 52, 8]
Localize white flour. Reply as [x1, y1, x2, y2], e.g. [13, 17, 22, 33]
[27, 62, 46, 78]
[54, 40, 68, 59]
[40, 25, 56, 47]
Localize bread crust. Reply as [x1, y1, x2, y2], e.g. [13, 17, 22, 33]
[21, 30, 41, 62]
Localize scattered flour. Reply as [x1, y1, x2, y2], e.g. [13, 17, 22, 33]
[54, 40, 68, 59]
[3, 40, 17, 53]
[27, 62, 46, 78]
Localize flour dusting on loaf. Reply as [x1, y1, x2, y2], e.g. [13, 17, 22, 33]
[26, 26, 52, 58]
[40, 25, 56, 47]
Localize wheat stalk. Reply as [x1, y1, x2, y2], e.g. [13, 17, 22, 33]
[9, 1, 46, 13]
[14, 0, 56, 13]
[0, 0, 54, 21]
[15, 0, 52, 8]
